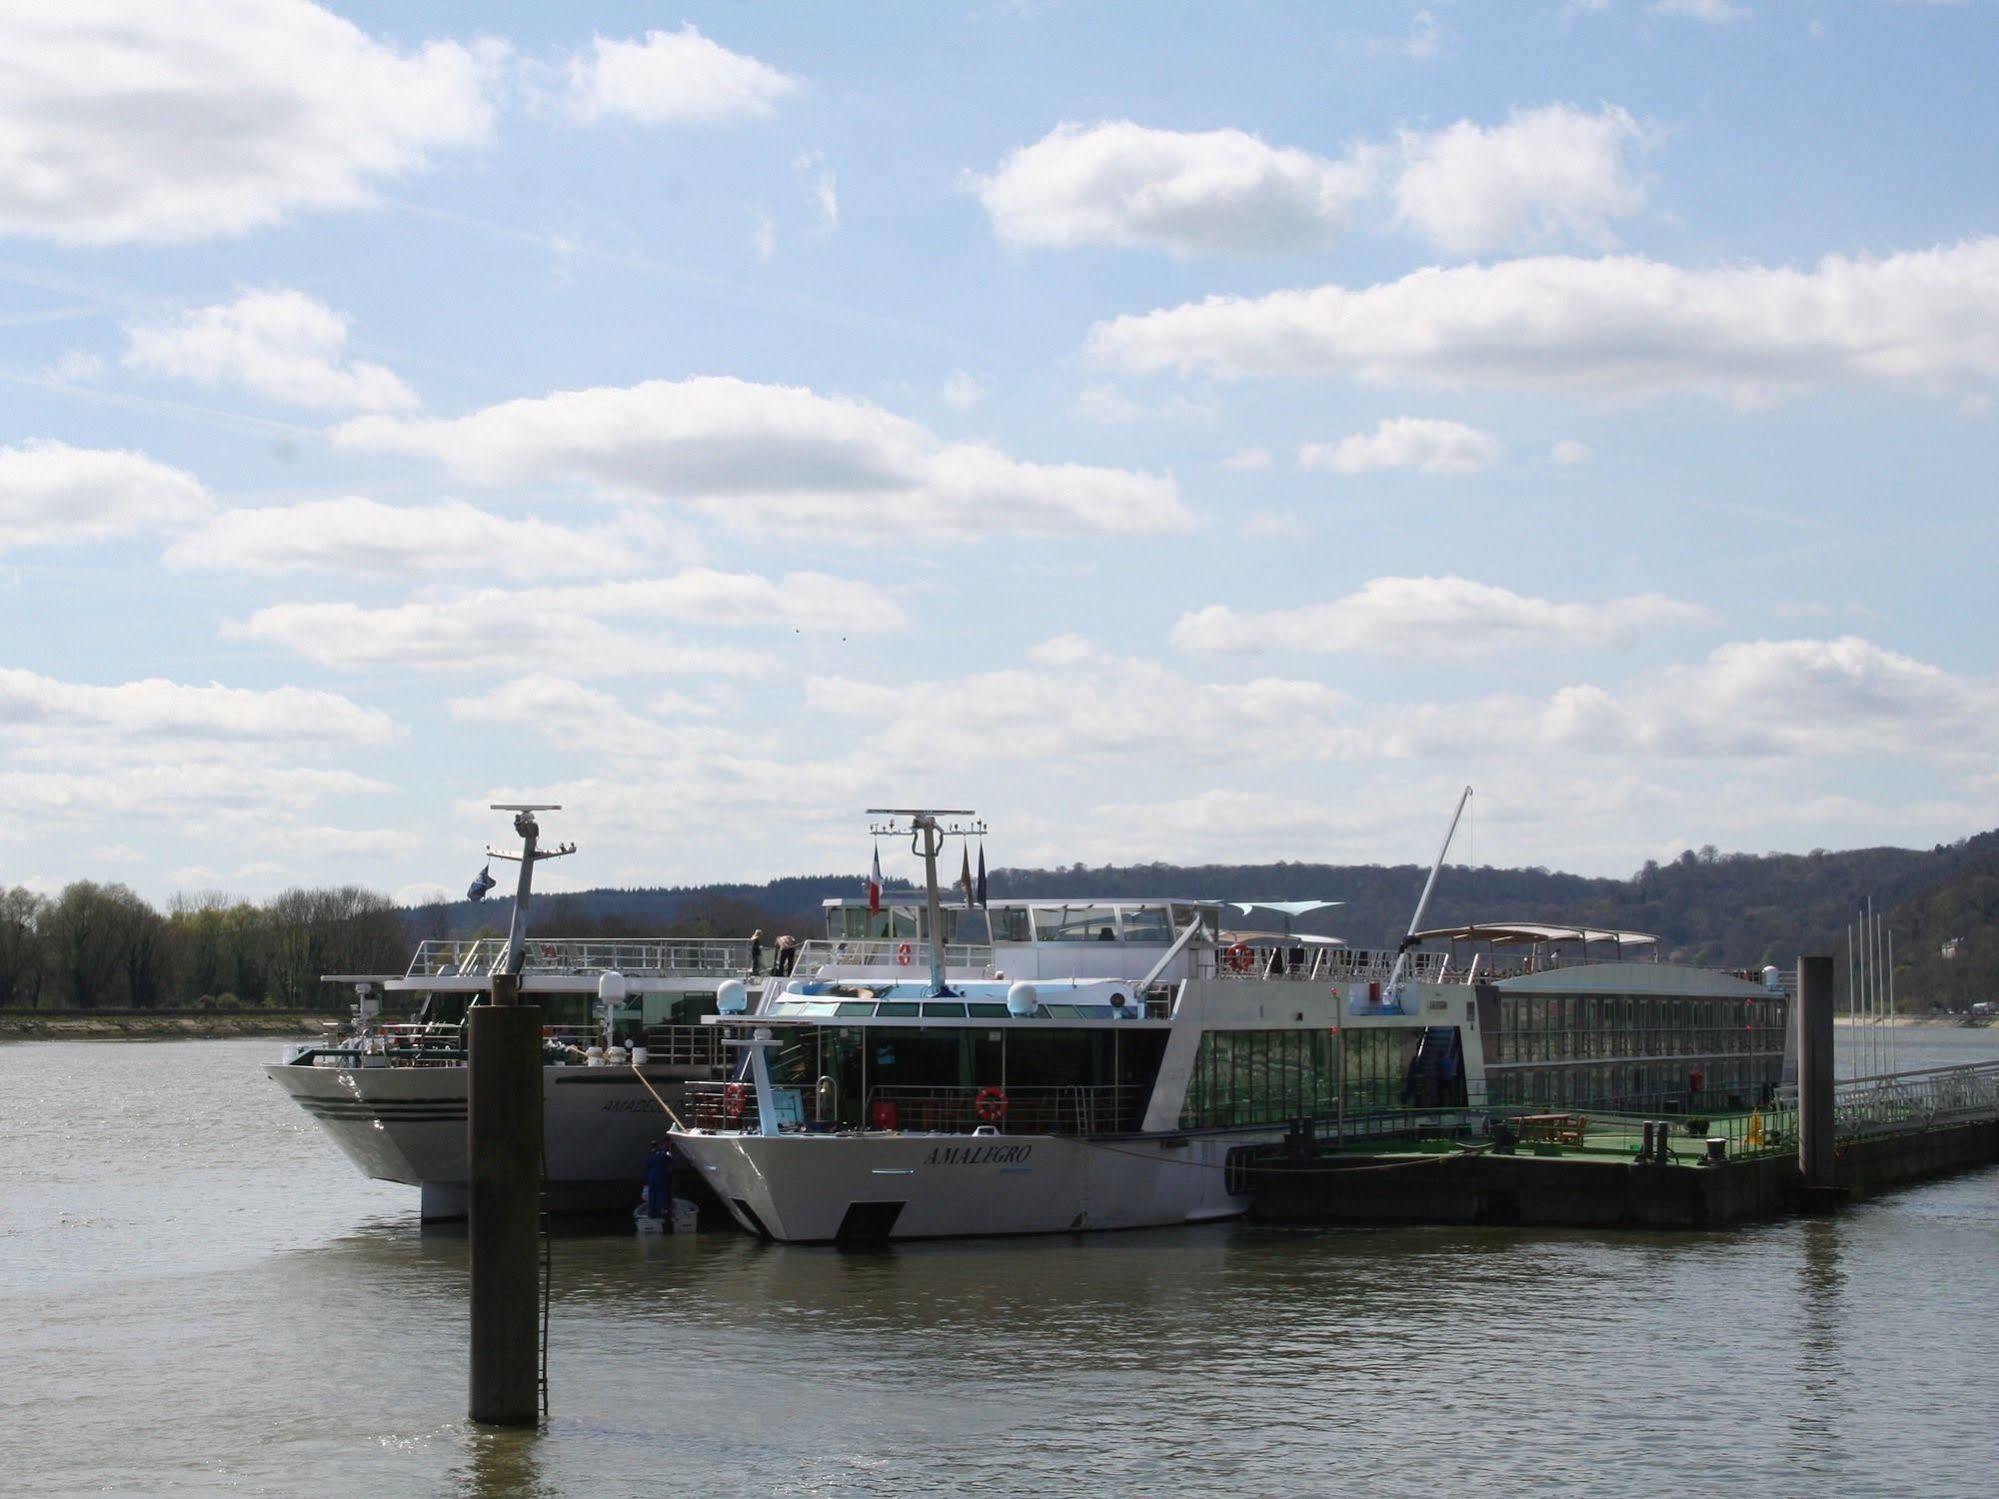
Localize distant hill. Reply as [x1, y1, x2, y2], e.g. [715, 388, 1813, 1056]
[1873, 832, 1999, 1011]
[406, 832, 1999, 1009]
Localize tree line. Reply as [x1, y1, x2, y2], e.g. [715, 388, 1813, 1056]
[0, 882, 406, 1011]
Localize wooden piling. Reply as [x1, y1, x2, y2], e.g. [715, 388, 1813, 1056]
[468, 970, 542, 1426]
[1796, 954, 1836, 1190]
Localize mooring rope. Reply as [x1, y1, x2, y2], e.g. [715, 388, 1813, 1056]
[628, 1063, 689, 1130]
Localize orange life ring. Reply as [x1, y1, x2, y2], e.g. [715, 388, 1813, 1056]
[975, 1085, 1008, 1124]
[723, 1082, 747, 1121]
[895, 941, 913, 966]
[540, 942, 557, 960]
[1224, 942, 1256, 973]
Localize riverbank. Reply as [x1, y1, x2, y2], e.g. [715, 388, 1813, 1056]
[0, 1010, 341, 1042]
[1835, 1014, 1994, 1028]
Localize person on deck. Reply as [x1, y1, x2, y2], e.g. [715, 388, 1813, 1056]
[748, 929, 764, 975]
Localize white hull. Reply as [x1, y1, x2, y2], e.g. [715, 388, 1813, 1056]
[670, 1128, 1252, 1242]
[265, 1062, 691, 1218]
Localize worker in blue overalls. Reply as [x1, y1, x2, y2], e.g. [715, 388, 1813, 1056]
[643, 1137, 674, 1221]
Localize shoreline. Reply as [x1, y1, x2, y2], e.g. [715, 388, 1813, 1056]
[0, 1011, 346, 1043]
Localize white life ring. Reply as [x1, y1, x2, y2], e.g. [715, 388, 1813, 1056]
[895, 941, 913, 966]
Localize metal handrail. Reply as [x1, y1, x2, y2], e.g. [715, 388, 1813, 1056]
[788, 939, 994, 976]
[1831, 1060, 1999, 1140]
[404, 936, 754, 979]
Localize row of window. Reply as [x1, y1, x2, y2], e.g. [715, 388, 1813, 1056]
[1489, 1055, 1777, 1110]
[1493, 992, 1786, 1063]
[1174, 1028, 1467, 1129]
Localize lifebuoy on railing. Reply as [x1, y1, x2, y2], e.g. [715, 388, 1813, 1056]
[975, 1085, 1008, 1124]
[723, 1082, 747, 1121]
[540, 942, 558, 960]
[895, 941, 913, 966]
[1223, 942, 1256, 973]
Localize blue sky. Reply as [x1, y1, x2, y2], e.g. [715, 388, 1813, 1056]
[3, 0, 1997, 904]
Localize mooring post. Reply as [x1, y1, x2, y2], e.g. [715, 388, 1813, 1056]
[1795, 954, 1836, 1190]
[468, 968, 542, 1425]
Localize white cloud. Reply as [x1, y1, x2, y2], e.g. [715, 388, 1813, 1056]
[0, 441, 211, 553]
[1613, 636, 1994, 757]
[451, 675, 666, 745]
[941, 370, 989, 410]
[1089, 237, 1999, 401]
[44, 349, 104, 383]
[165, 497, 653, 579]
[1243, 509, 1306, 539]
[335, 376, 1189, 538]
[969, 120, 1378, 256]
[230, 568, 892, 676]
[0, 2, 500, 245]
[1071, 383, 1218, 425]
[1298, 417, 1501, 475]
[0, 763, 386, 824]
[1357, 636, 1999, 765]
[564, 26, 797, 126]
[0, 668, 393, 746]
[749, 209, 777, 262]
[124, 289, 417, 412]
[1551, 439, 1592, 464]
[809, 646, 1362, 770]
[1394, 104, 1649, 254]
[794, 151, 839, 237]
[1368, 9, 1446, 58]
[1220, 446, 1273, 472]
[232, 597, 772, 678]
[1171, 575, 1709, 658]
[1654, 0, 1745, 21]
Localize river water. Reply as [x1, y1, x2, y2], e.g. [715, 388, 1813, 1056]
[3, 1030, 1996, 1497]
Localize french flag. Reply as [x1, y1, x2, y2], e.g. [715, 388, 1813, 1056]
[867, 845, 883, 914]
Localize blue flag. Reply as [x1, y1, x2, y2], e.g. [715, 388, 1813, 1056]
[467, 864, 496, 902]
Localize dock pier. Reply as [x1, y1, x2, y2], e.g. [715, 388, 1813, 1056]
[1251, 958, 1999, 1231]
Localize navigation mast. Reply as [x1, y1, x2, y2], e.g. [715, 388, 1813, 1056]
[486, 804, 576, 978]
[866, 807, 983, 996]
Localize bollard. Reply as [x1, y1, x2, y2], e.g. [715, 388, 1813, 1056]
[1796, 955, 1835, 1189]
[469, 970, 543, 1426]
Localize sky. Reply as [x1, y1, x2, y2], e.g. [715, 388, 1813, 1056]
[3, 0, 1998, 906]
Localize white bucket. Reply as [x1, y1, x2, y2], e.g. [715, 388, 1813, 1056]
[629, 1045, 648, 1065]
[670, 1198, 701, 1234]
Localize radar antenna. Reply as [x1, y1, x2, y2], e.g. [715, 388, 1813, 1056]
[484, 804, 576, 979]
[865, 808, 985, 996]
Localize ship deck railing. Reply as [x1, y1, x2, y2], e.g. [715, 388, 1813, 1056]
[787, 939, 996, 977]
[676, 1080, 1151, 1135]
[404, 936, 755, 981]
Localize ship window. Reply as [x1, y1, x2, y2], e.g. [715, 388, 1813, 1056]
[1035, 905, 1119, 943]
[877, 1002, 920, 1017]
[1168, 905, 1221, 941]
[1119, 906, 1173, 944]
[1042, 1004, 1081, 1017]
[991, 907, 1032, 942]
[890, 907, 920, 941]
[967, 1003, 1010, 1018]
[835, 1002, 877, 1018]
[921, 1002, 966, 1018]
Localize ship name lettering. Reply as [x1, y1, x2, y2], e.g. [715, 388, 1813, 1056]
[921, 1144, 1034, 1166]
